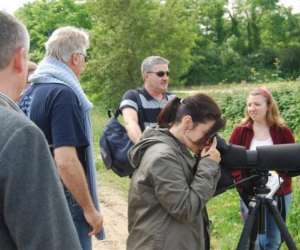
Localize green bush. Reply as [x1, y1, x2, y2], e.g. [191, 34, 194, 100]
[278, 47, 300, 79]
[248, 47, 278, 69]
[209, 83, 300, 139]
[181, 47, 223, 85]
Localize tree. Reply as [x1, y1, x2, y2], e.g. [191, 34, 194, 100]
[85, 0, 197, 107]
[182, 0, 300, 85]
[16, 0, 92, 62]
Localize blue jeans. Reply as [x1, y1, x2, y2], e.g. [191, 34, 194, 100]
[65, 189, 92, 250]
[241, 193, 292, 250]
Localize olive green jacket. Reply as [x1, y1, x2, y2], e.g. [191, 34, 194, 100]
[127, 128, 221, 250]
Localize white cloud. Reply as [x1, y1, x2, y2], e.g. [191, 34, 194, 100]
[228, 0, 300, 14]
[279, 0, 300, 13]
[0, 0, 34, 13]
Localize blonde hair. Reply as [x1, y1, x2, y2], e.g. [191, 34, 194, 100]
[240, 87, 285, 127]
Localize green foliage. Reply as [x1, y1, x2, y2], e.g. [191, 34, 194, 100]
[181, 0, 300, 85]
[273, 86, 300, 135]
[286, 178, 300, 245]
[16, 0, 92, 62]
[86, 0, 197, 108]
[181, 43, 223, 85]
[14, 0, 300, 98]
[278, 47, 300, 79]
[208, 189, 242, 250]
[225, 83, 300, 138]
[217, 92, 246, 135]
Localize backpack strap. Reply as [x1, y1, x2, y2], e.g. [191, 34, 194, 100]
[114, 88, 145, 130]
[134, 89, 145, 131]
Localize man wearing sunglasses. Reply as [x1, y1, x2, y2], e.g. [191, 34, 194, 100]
[120, 56, 176, 144]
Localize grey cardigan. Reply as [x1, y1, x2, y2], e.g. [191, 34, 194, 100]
[0, 92, 81, 250]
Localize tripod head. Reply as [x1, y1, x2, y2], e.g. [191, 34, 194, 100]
[245, 170, 283, 199]
[252, 170, 270, 196]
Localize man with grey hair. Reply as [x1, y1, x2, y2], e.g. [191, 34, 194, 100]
[0, 11, 81, 250]
[120, 55, 175, 143]
[19, 26, 104, 250]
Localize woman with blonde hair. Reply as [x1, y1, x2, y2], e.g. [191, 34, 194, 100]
[229, 87, 295, 250]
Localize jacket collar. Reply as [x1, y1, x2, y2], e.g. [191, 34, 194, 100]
[240, 121, 253, 129]
[241, 121, 276, 131]
[0, 92, 22, 113]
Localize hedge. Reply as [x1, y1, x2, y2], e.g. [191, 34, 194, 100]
[202, 82, 300, 141]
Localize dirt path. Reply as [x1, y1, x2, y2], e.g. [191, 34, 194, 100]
[93, 184, 128, 250]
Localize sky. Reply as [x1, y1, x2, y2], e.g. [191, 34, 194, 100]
[0, 0, 300, 14]
[281, 0, 300, 13]
[0, 0, 34, 13]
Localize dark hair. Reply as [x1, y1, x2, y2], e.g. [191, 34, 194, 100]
[158, 94, 225, 134]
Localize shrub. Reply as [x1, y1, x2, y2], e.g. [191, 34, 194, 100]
[201, 82, 300, 139]
[278, 47, 300, 79]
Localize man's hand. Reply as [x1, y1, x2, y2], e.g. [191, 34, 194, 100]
[84, 209, 104, 236]
[201, 137, 221, 163]
[54, 146, 104, 236]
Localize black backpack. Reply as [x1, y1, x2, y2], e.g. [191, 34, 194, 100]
[99, 90, 143, 177]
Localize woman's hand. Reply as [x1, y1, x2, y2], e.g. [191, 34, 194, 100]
[201, 137, 221, 163]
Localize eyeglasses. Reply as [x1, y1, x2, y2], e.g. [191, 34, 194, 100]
[148, 71, 170, 77]
[77, 52, 88, 62]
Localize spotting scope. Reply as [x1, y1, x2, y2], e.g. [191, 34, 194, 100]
[216, 136, 300, 175]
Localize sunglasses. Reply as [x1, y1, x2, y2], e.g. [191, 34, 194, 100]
[148, 71, 170, 77]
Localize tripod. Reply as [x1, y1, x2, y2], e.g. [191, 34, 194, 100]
[235, 174, 298, 250]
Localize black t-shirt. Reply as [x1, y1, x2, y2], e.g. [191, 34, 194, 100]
[19, 83, 89, 168]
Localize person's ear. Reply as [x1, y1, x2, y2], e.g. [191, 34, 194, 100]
[182, 115, 193, 131]
[70, 53, 78, 66]
[143, 72, 149, 81]
[13, 47, 27, 74]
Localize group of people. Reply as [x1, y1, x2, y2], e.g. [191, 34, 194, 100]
[1, 11, 102, 250]
[119, 56, 295, 250]
[0, 11, 296, 250]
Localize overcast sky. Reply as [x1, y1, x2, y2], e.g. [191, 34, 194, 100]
[0, 0, 300, 14]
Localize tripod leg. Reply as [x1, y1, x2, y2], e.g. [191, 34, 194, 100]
[266, 199, 298, 250]
[236, 199, 261, 250]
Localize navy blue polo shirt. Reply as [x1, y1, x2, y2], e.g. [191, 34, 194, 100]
[19, 83, 89, 166]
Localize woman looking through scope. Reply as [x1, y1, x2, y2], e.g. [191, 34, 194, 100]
[126, 93, 225, 250]
[229, 87, 295, 250]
